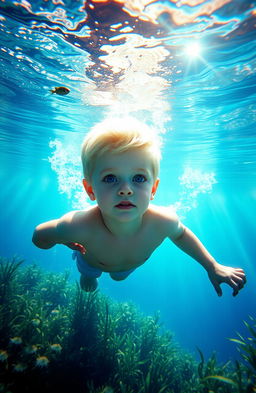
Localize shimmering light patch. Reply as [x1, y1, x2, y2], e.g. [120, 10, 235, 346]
[128, 0, 232, 27]
[48, 140, 91, 210]
[82, 34, 171, 126]
[10, 0, 249, 215]
[184, 41, 202, 58]
[173, 168, 217, 217]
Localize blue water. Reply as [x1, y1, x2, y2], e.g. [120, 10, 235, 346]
[0, 0, 256, 364]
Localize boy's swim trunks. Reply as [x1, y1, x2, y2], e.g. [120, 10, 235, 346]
[72, 251, 136, 280]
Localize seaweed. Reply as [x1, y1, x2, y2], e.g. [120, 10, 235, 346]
[229, 316, 256, 392]
[0, 255, 255, 393]
[0, 256, 24, 347]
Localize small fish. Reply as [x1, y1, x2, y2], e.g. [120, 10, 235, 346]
[50, 86, 70, 95]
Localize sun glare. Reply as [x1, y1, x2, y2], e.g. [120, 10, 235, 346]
[184, 41, 202, 58]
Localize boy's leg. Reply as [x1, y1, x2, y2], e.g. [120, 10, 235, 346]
[80, 274, 98, 292]
[72, 251, 102, 292]
[109, 267, 136, 281]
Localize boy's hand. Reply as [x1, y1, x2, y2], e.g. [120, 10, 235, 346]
[207, 262, 246, 297]
[63, 242, 86, 254]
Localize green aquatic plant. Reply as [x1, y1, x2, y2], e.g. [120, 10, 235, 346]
[0, 255, 255, 393]
[0, 256, 24, 305]
[95, 300, 122, 386]
[196, 347, 238, 393]
[18, 263, 43, 294]
[0, 256, 25, 347]
[68, 286, 99, 351]
[229, 316, 256, 392]
[36, 269, 71, 311]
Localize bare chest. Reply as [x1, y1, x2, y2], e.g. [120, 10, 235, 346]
[83, 230, 164, 272]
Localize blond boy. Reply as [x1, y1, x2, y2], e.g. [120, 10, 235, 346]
[32, 118, 246, 294]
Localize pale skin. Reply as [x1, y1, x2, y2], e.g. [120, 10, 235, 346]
[32, 149, 246, 295]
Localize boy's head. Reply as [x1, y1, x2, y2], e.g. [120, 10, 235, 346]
[81, 117, 162, 182]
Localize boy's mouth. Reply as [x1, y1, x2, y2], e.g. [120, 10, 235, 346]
[115, 201, 136, 209]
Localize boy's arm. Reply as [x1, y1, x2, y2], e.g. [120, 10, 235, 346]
[32, 219, 61, 249]
[32, 213, 86, 253]
[167, 216, 246, 297]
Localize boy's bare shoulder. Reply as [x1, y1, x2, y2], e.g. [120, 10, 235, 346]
[59, 206, 97, 225]
[147, 204, 185, 240]
[148, 204, 178, 221]
[57, 206, 98, 238]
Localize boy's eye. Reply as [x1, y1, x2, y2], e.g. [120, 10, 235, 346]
[133, 174, 147, 183]
[102, 174, 118, 183]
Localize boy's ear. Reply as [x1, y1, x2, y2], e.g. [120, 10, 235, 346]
[82, 179, 96, 201]
[150, 178, 160, 200]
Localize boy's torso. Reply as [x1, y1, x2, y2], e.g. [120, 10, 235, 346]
[68, 206, 171, 272]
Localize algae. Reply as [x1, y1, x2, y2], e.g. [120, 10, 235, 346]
[0, 256, 255, 393]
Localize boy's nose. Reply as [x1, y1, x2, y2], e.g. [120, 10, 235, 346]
[118, 183, 133, 196]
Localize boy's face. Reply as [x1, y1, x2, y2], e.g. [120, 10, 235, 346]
[83, 149, 159, 223]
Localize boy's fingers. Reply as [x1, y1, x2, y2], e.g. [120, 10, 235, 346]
[235, 271, 246, 280]
[68, 242, 86, 254]
[234, 275, 245, 283]
[212, 281, 222, 297]
[75, 243, 84, 251]
[230, 278, 245, 296]
[77, 244, 86, 254]
[235, 268, 245, 273]
[231, 277, 244, 290]
[234, 270, 246, 284]
[233, 286, 240, 296]
[230, 278, 238, 287]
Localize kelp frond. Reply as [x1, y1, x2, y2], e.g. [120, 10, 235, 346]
[0, 256, 24, 302]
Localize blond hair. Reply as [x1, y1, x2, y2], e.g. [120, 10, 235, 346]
[81, 117, 162, 180]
